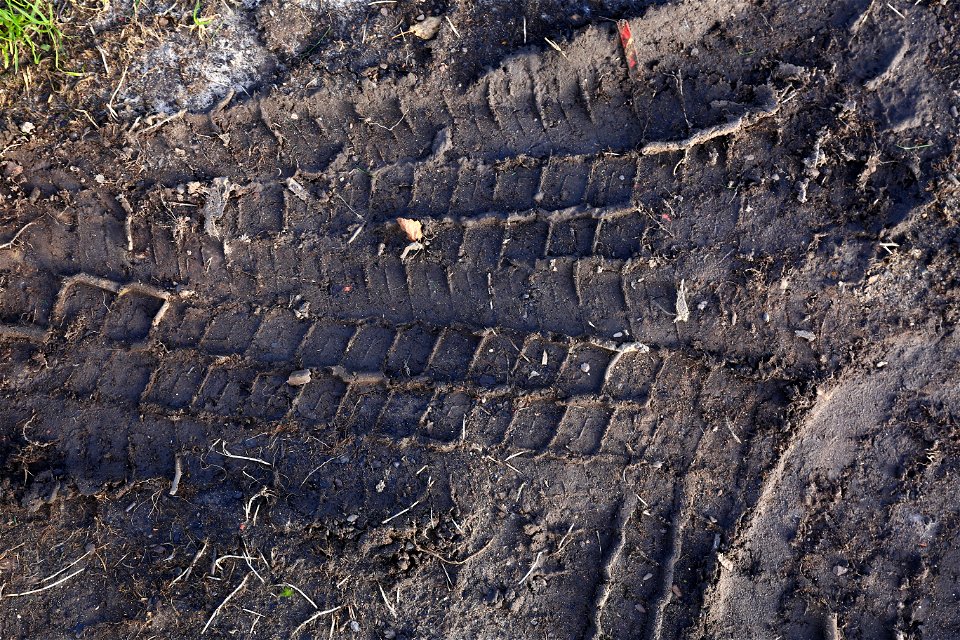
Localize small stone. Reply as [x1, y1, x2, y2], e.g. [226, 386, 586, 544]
[94, 174, 106, 184]
[834, 565, 848, 576]
[294, 301, 310, 320]
[795, 330, 817, 342]
[287, 369, 312, 386]
[410, 15, 442, 40]
[349, 620, 361, 632]
[0, 161, 23, 179]
[19, 122, 35, 135]
[346, 514, 359, 523]
[580, 363, 590, 373]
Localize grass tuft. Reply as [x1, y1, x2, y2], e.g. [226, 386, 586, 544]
[0, 0, 63, 71]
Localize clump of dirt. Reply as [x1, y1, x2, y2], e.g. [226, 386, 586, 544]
[1, 0, 959, 638]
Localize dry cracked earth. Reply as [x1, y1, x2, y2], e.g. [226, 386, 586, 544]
[1, 0, 959, 638]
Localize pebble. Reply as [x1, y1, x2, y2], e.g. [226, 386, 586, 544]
[349, 620, 361, 632]
[580, 363, 590, 373]
[19, 122, 35, 134]
[287, 369, 311, 386]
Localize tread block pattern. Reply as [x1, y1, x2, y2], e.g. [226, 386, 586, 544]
[513, 337, 568, 389]
[423, 391, 471, 443]
[97, 351, 154, 402]
[547, 215, 598, 257]
[144, 352, 209, 409]
[342, 324, 395, 372]
[201, 308, 261, 356]
[103, 292, 166, 343]
[555, 344, 614, 396]
[379, 390, 432, 438]
[248, 310, 310, 363]
[425, 330, 482, 382]
[155, 302, 210, 348]
[469, 332, 522, 386]
[194, 364, 256, 415]
[384, 324, 438, 378]
[292, 374, 346, 425]
[553, 403, 615, 456]
[300, 320, 357, 368]
[505, 401, 566, 451]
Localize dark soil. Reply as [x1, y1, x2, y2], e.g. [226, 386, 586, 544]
[1, 0, 959, 638]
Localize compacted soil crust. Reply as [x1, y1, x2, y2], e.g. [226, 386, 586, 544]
[1, 0, 959, 638]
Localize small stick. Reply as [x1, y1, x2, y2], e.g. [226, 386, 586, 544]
[444, 16, 460, 38]
[291, 606, 342, 639]
[555, 522, 576, 554]
[825, 612, 841, 640]
[378, 583, 397, 618]
[41, 550, 92, 584]
[201, 572, 252, 634]
[382, 499, 422, 524]
[0, 221, 37, 250]
[725, 419, 743, 444]
[544, 38, 567, 59]
[518, 551, 543, 585]
[213, 440, 272, 467]
[300, 457, 335, 487]
[504, 450, 528, 462]
[213, 554, 259, 575]
[4, 568, 85, 598]
[169, 455, 183, 496]
[169, 539, 209, 587]
[107, 63, 129, 120]
[140, 109, 186, 135]
[412, 543, 478, 566]
[640, 89, 779, 155]
[279, 582, 317, 610]
[346, 225, 364, 245]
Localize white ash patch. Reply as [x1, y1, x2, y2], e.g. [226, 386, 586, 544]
[102, 3, 273, 114]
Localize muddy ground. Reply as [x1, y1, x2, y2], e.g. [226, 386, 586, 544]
[1, 0, 959, 638]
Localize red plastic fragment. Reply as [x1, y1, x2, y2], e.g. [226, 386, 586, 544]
[617, 19, 639, 80]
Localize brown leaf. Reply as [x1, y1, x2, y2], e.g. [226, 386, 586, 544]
[397, 217, 423, 242]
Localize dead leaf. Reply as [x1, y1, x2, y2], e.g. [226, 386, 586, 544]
[400, 241, 424, 261]
[410, 16, 442, 40]
[674, 279, 690, 323]
[397, 217, 423, 241]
